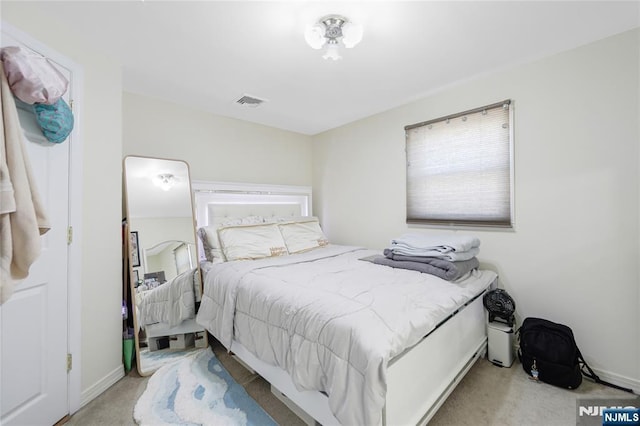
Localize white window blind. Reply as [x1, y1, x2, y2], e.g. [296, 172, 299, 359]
[405, 100, 513, 227]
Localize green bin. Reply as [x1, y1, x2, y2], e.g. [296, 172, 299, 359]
[123, 338, 134, 373]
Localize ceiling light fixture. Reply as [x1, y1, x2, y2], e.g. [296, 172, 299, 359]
[153, 173, 176, 191]
[304, 14, 363, 61]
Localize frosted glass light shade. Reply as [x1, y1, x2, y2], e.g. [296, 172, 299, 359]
[304, 24, 326, 49]
[322, 44, 342, 61]
[305, 14, 363, 59]
[153, 174, 176, 191]
[342, 22, 363, 48]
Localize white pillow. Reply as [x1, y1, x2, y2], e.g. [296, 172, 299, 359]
[218, 223, 288, 261]
[198, 216, 264, 262]
[278, 218, 328, 254]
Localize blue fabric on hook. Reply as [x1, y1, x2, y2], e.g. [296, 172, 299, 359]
[33, 98, 74, 144]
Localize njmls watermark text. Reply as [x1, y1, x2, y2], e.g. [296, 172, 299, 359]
[577, 397, 640, 426]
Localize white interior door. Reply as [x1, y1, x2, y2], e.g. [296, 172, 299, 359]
[0, 34, 71, 426]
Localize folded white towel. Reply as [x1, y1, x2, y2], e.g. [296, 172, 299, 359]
[389, 245, 480, 261]
[391, 233, 480, 253]
[389, 233, 480, 260]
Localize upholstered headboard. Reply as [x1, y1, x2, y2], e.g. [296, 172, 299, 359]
[192, 181, 313, 262]
[192, 180, 312, 227]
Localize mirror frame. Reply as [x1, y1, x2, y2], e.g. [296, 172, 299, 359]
[123, 155, 208, 376]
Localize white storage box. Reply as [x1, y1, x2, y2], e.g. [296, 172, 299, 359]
[147, 336, 169, 352]
[194, 331, 207, 348]
[169, 333, 195, 350]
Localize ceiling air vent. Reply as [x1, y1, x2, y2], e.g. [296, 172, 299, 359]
[235, 94, 267, 108]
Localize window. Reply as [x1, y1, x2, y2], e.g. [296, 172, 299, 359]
[405, 100, 513, 228]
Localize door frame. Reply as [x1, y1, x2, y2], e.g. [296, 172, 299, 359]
[1, 21, 84, 415]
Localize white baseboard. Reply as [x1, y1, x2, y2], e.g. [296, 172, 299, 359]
[79, 364, 125, 408]
[590, 367, 639, 395]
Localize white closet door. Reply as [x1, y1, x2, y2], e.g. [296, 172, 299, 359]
[0, 33, 71, 426]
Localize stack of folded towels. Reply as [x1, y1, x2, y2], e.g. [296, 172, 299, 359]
[371, 233, 481, 281]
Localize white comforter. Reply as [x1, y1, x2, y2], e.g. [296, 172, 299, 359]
[137, 268, 197, 327]
[196, 245, 496, 425]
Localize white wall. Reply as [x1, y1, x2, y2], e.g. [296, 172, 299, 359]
[312, 29, 640, 389]
[123, 92, 313, 186]
[2, 1, 124, 401]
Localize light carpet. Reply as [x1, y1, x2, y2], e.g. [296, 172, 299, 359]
[134, 348, 277, 426]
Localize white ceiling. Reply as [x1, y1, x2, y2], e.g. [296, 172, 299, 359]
[26, 1, 640, 135]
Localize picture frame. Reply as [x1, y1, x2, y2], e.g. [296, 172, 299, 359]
[130, 231, 140, 267]
[132, 269, 139, 286]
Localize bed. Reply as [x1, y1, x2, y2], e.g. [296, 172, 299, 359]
[135, 267, 203, 345]
[193, 181, 497, 425]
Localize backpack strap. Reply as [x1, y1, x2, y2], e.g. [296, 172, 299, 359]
[577, 348, 633, 393]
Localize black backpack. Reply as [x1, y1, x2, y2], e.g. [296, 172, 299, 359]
[517, 317, 632, 392]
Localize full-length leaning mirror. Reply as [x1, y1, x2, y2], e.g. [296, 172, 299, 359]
[123, 155, 208, 376]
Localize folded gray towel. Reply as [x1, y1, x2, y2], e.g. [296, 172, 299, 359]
[362, 253, 479, 281]
[383, 248, 475, 264]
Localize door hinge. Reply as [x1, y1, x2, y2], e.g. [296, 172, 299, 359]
[67, 226, 73, 245]
[69, 99, 74, 111]
[67, 353, 72, 372]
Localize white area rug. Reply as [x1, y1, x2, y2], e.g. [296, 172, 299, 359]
[139, 347, 202, 375]
[134, 349, 277, 426]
